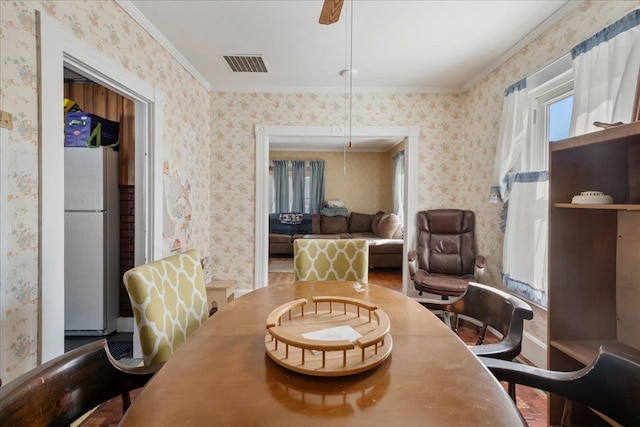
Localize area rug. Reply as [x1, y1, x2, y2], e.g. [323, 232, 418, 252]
[65, 334, 133, 360]
[269, 258, 294, 273]
[108, 342, 133, 360]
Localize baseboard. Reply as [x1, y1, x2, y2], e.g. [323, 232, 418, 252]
[521, 331, 547, 368]
[117, 317, 134, 333]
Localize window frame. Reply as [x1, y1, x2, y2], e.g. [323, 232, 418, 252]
[528, 68, 574, 171]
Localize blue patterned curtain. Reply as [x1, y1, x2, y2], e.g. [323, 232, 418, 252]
[309, 160, 325, 214]
[273, 160, 289, 213]
[291, 160, 306, 212]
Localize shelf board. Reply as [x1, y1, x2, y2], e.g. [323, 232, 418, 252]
[550, 121, 640, 152]
[550, 340, 640, 366]
[555, 203, 640, 211]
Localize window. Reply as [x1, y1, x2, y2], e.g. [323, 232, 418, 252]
[547, 95, 573, 142]
[529, 64, 574, 171]
[492, 58, 573, 309]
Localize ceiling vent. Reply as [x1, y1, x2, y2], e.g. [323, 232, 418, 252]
[223, 55, 269, 73]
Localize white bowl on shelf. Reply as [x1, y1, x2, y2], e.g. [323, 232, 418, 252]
[571, 191, 613, 204]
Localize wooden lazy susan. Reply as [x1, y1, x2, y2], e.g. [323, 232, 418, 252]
[264, 295, 392, 376]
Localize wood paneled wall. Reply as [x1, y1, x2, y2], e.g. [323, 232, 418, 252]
[64, 82, 135, 185]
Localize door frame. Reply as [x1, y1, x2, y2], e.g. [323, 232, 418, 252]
[254, 124, 419, 294]
[38, 12, 163, 362]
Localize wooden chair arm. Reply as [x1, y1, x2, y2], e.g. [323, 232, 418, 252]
[407, 250, 417, 278]
[474, 255, 486, 283]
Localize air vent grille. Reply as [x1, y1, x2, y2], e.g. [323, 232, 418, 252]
[223, 55, 269, 73]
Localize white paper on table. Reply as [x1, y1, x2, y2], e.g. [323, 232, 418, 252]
[302, 325, 362, 342]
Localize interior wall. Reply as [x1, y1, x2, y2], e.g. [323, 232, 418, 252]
[459, 0, 640, 344]
[210, 1, 640, 346]
[2, 0, 637, 381]
[0, 0, 211, 381]
[211, 92, 464, 286]
[269, 150, 392, 214]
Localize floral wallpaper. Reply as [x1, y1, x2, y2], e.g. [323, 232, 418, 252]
[210, 91, 465, 283]
[209, 1, 640, 347]
[0, 0, 211, 381]
[1, 0, 639, 382]
[461, 0, 640, 344]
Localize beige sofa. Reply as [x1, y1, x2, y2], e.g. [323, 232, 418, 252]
[269, 211, 403, 268]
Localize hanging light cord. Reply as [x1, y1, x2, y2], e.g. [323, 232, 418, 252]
[343, 5, 348, 175]
[348, 0, 354, 149]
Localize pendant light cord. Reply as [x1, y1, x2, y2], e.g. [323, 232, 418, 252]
[343, 0, 355, 175]
[348, 0, 353, 149]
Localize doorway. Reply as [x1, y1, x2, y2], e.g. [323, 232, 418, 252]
[38, 12, 163, 363]
[62, 72, 136, 357]
[254, 125, 419, 295]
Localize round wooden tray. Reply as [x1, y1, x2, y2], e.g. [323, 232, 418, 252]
[264, 296, 392, 377]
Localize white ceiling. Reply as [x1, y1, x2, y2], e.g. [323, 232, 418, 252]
[122, 0, 578, 150]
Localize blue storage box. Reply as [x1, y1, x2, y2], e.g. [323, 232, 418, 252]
[65, 112, 120, 148]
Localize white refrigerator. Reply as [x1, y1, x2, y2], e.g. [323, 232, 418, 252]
[64, 147, 120, 336]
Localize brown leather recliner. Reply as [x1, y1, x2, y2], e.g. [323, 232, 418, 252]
[408, 209, 486, 298]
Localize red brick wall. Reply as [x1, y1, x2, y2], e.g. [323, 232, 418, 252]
[119, 185, 135, 317]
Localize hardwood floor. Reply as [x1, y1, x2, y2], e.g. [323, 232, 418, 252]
[268, 257, 402, 291]
[268, 268, 402, 291]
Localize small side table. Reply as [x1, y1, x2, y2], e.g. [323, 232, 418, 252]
[206, 279, 236, 314]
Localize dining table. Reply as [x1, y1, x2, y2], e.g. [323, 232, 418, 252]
[119, 281, 525, 426]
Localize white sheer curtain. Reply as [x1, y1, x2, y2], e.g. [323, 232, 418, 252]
[490, 79, 549, 307]
[570, 9, 640, 136]
[392, 151, 404, 221]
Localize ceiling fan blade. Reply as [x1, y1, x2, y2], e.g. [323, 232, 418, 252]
[319, 0, 344, 25]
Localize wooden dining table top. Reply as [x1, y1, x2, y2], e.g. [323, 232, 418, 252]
[120, 281, 524, 427]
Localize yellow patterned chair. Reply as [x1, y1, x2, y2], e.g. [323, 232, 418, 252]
[294, 239, 369, 283]
[123, 249, 209, 366]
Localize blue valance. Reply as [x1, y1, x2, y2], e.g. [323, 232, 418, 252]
[504, 78, 527, 96]
[571, 8, 640, 58]
[513, 171, 549, 183]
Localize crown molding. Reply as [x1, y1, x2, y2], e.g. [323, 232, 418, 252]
[208, 85, 463, 95]
[461, 0, 583, 93]
[116, 0, 211, 91]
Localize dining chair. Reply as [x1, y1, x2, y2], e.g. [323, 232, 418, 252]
[408, 209, 485, 299]
[481, 345, 640, 426]
[420, 282, 533, 361]
[294, 238, 369, 282]
[0, 339, 158, 427]
[123, 249, 209, 365]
